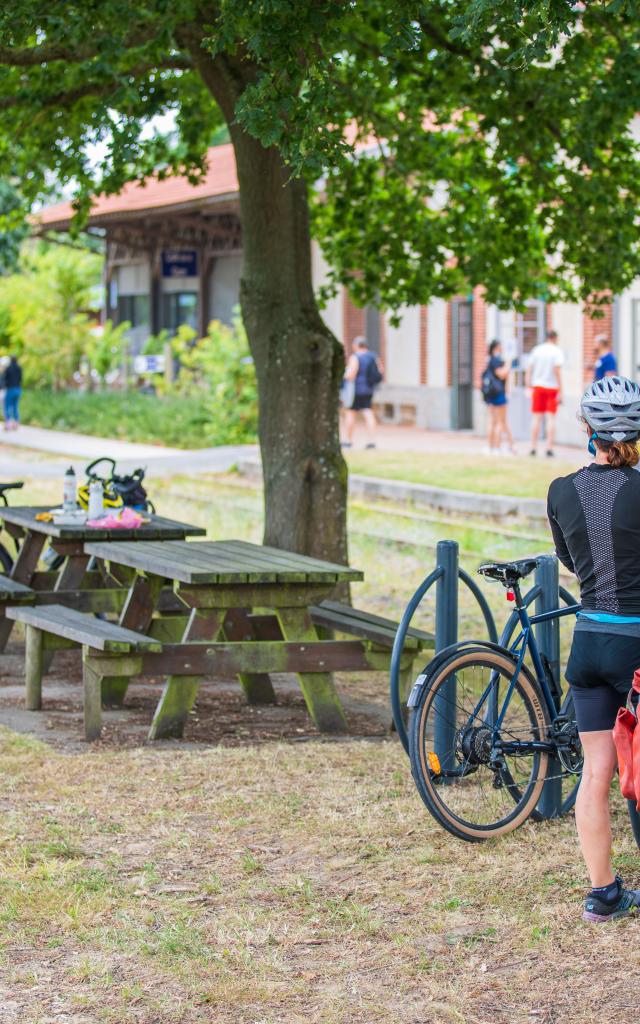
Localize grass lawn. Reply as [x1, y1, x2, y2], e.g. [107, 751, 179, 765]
[346, 450, 584, 498]
[20, 389, 257, 450]
[0, 729, 637, 1024]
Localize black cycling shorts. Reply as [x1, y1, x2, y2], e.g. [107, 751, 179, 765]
[565, 630, 640, 732]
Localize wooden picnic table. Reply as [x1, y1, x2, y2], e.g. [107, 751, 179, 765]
[0, 505, 205, 649]
[84, 538, 364, 737]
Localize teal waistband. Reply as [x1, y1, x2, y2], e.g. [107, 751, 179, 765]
[579, 611, 640, 624]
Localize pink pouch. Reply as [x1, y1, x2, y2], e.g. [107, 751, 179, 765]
[88, 508, 143, 529]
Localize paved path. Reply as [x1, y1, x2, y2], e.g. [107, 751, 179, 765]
[341, 422, 582, 460]
[0, 424, 258, 480]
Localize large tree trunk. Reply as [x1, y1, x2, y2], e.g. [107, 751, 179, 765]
[186, 37, 349, 565]
[232, 133, 348, 563]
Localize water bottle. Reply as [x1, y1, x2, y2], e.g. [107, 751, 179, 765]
[63, 466, 77, 512]
[87, 480, 104, 520]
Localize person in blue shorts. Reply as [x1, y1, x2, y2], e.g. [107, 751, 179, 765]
[482, 340, 515, 455]
[593, 334, 617, 381]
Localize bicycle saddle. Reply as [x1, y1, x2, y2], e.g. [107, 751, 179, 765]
[477, 557, 540, 585]
[0, 482, 23, 494]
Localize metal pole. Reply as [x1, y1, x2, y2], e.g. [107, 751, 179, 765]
[535, 555, 562, 818]
[434, 541, 459, 773]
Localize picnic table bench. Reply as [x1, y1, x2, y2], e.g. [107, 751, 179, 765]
[8, 539, 434, 742]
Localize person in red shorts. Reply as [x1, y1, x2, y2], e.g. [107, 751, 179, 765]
[525, 328, 564, 457]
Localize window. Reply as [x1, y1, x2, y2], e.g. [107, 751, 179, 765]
[495, 300, 546, 386]
[162, 292, 198, 334]
[117, 294, 150, 329]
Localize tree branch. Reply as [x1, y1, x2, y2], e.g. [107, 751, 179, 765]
[0, 58, 192, 112]
[0, 25, 168, 68]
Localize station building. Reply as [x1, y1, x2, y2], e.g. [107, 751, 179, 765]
[37, 142, 631, 446]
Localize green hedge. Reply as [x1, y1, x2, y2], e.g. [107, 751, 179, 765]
[20, 389, 257, 450]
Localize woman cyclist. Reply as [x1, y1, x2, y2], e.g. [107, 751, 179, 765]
[547, 375, 640, 922]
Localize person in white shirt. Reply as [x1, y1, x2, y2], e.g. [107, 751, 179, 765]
[525, 329, 564, 457]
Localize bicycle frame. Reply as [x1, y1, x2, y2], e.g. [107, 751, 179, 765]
[466, 589, 581, 760]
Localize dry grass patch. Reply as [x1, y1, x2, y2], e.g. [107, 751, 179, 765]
[0, 728, 639, 1024]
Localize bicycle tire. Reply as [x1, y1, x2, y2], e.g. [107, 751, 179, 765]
[528, 689, 582, 821]
[409, 645, 549, 841]
[0, 541, 14, 574]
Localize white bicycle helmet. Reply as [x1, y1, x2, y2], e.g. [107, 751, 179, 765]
[580, 375, 640, 442]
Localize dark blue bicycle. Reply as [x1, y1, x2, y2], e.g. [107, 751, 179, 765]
[407, 557, 583, 841]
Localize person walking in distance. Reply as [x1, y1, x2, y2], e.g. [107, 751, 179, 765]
[3, 355, 22, 431]
[526, 329, 564, 457]
[593, 334, 617, 381]
[342, 336, 384, 449]
[482, 340, 516, 455]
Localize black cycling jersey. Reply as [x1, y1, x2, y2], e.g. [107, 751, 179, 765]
[547, 464, 640, 615]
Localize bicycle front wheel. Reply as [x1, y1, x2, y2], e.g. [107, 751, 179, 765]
[409, 646, 550, 841]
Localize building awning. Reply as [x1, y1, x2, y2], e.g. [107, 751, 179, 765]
[34, 144, 240, 231]
[33, 144, 242, 258]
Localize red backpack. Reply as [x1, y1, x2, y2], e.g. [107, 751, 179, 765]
[613, 669, 640, 809]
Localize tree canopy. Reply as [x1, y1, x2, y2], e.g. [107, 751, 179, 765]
[0, 2, 639, 311]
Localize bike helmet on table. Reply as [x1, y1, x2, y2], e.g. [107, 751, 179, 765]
[580, 376, 640, 442]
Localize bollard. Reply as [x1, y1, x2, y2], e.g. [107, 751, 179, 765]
[535, 555, 562, 818]
[434, 540, 459, 773]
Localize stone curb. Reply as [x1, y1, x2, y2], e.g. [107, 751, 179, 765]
[236, 458, 547, 522]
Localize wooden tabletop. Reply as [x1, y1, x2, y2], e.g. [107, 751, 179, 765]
[84, 538, 364, 585]
[0, 506, 206, 541]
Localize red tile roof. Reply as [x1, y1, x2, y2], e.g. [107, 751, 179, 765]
[34, 144, 239, 228]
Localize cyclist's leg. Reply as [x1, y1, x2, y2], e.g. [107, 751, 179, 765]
[568, 631, 640, 887]
[575, 729, 617, 887]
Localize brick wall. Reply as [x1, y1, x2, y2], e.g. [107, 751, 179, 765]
[446, 301, 452, 386]
[419, 305, 428, 385]
[472, 287, 487, 387]
[342, 289, 365, 354]
[583, 304, 613, 383]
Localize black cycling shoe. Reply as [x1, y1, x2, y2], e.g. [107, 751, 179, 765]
[583, 877, 640, 923]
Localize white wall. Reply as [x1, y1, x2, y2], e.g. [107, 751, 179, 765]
[384, 306, 420, 386]
[311, 242, 343, 340]
[116, 262, 150, 295]
[427, 299, 447, 387]
[616, 286, 640, 380]
[162, 274, 199, 295]
[209, 254, 243, 325]
[550, 302, 583, 397]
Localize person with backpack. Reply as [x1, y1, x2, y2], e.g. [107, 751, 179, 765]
[342, 336, 384, 449]
[481, 340, 516, 455]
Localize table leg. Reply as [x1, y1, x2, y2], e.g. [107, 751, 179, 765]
[101, 574, 164, 706]
[148, 608, 225, 740]
[41, 550, 91, 672]
[223, 608, 277, 704]
[0, 531, 46, 652]
[274, 607, 347, 733]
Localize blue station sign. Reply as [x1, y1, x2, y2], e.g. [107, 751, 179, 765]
[161, 250, 198, 278]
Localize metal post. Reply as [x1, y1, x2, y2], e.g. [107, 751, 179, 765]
[535, 555, 562, 818]
[434, 541, 459, 772]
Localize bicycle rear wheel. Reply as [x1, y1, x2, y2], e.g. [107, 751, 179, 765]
[0, 541, 13, 574]
[409, 646, 549, 841]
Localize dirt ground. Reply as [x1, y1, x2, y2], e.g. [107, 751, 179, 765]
[0, 640, 392, 752]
